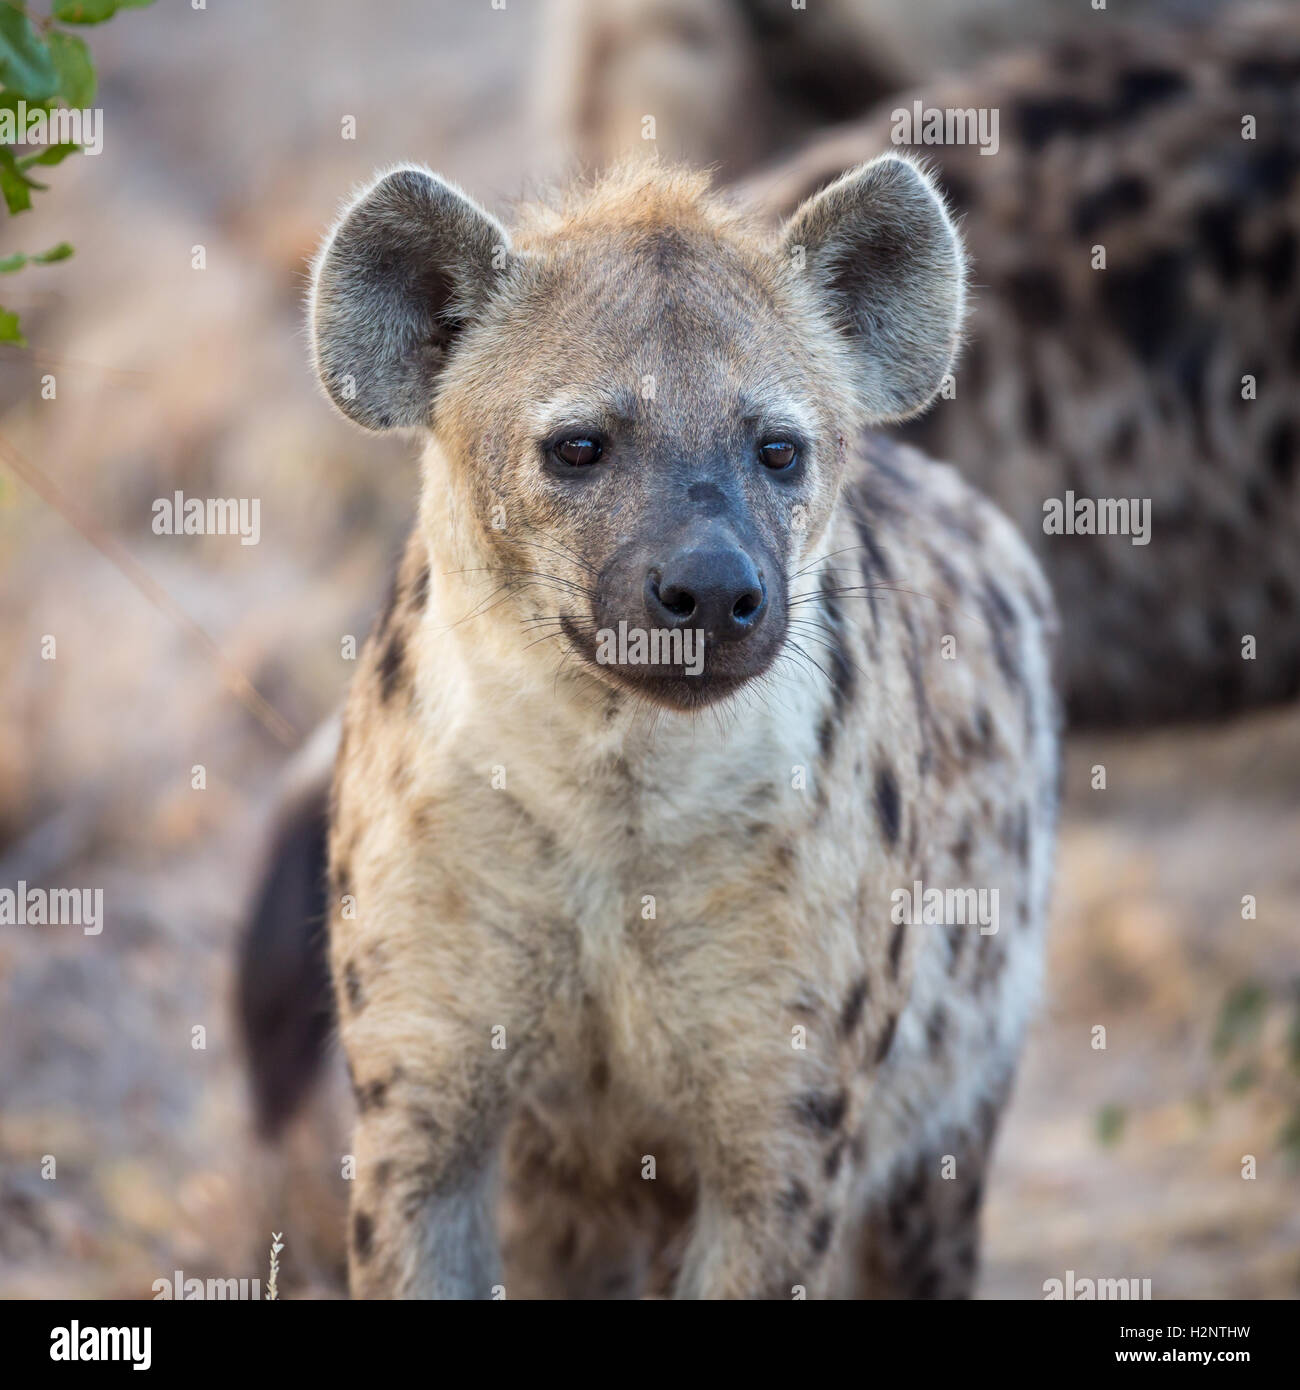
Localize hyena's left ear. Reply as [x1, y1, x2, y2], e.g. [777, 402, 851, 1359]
[310, 166, 511, 430]
[781, 155, 965, 422]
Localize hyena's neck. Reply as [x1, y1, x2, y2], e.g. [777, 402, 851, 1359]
[410, 530, 839, 809]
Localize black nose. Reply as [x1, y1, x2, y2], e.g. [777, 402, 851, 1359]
[647, 546, 767, 640]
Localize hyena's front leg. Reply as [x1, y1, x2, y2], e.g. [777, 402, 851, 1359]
[344, 1027, 505, 1299]
[674, 1038, 859, 1300]
[330, 907, 514, 1299]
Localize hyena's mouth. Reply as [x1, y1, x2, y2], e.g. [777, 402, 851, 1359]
[558, 615, 785, 710]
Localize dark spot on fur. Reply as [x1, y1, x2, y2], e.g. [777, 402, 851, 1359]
[795, 1088, 848, 1133]
[809, 1212, 834, 1256]
[840, 977, 869, 1035]
[1072, 173, 1150, 239]
[978, 579, 1021, 689]
[1016, 94, 1105, 151]
[375, 1160, 394, 1188]
[1267, 419, 1296, 489]
[352, 1210, 374, 1261]
[356, 1077, 388, 1113]
[948, 922, 967, 973]
[1258, 226, 1296, 297]
[344, 961, 364, 1013]
[1252, 143, 1300, 199]
[875, 1013, 898, 1065]
[410, 561, 430, 610]
[1100, 250, 1188, 364]
[778, 1179, 812, 1213]
[1234, 54, 1300, 89]
[333, 862, 353, 904]
[817, 571, 858, 762]
[888, 919, 906, 978]
[1111, 416, 1138, 466]
[875, 763, 901, 847]
[951, 826, 972, 874]
[1005, 266, 1066, 330]
[824, 1140, 846, 1181]
[1024, 376, 1049, 445]
[1114, 65, 1188, 117]
[926, 1006, 949, 1058]
[378, 628, 406, 703]
[817, 715, 835, 760]
[1196, 203, 1242, 285]
[554, 1223, 578, 1268]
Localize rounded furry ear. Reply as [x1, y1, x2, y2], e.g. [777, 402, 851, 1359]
[309, 167, 511, 430]
[781, 155, 966, 422]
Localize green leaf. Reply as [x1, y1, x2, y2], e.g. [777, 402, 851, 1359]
[0, 305, 26, 345]
[52, 0, 120, 23]
[0, 241, 74, 271]
[48, 31, 95, 108]
[0, 91, 53, 115]
[51, 0, 157, 21]
[0, 2, 58, 101]
[18, 142, 80, 168]
[0, 147, 34, 212]
[1096, 1103, 1126, 1147]
[1213, 980, 1268, 1059]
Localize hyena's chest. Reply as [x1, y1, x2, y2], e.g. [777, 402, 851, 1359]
[462, 743, 893, 1105]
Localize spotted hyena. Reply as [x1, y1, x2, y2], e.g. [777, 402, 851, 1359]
[271, 154, 1061, 1300]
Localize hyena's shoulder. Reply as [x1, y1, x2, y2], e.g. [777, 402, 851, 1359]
[822, 432, 1061, 893]
[839, 433, 1060, 718]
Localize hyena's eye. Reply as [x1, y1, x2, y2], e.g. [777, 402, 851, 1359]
[759, 440, 798, 471]
[553, 437, 603, 468]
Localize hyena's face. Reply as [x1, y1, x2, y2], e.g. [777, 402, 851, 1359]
[311, 161, 964, 709]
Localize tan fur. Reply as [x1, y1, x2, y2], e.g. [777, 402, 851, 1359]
[321, 161, 1059, 1298]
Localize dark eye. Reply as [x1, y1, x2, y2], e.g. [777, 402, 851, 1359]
[759, 439, 798, 471]
[553, 437, 602, 467]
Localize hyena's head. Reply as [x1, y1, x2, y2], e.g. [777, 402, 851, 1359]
[311, 159, 963, 710]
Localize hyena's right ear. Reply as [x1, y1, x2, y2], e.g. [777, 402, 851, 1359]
[310, 166, 511, 430]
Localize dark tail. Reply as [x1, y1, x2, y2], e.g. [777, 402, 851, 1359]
[235, 718, 340, 1140]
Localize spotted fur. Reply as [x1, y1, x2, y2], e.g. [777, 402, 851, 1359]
[310, 159, 1058, 1299]
[739, 3, 1300, 725]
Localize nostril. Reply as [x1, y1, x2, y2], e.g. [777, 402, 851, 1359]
[649, 572, 697, 620]
[732, 584, 764, 623]
[661, 585, 697, 619]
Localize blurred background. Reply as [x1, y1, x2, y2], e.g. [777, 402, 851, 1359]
[0, 0, 1297, 1298]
